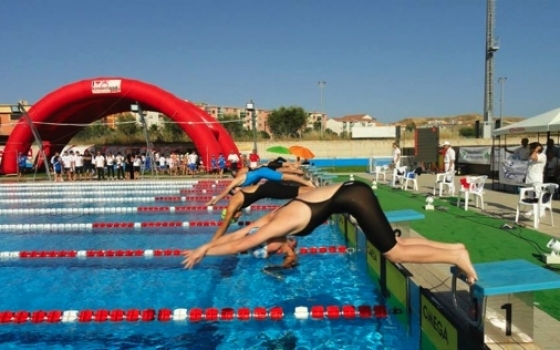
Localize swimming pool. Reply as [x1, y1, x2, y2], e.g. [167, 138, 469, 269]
[0, 180, 419, 349]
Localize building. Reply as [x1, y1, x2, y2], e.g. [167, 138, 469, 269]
[326, 114, 396, 139]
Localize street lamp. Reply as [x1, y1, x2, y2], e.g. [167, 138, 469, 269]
[11, 103, 52, 181]
[130, 102, 156, 178]
[246, 100, 257, 153]
[318, 81, 326, 140]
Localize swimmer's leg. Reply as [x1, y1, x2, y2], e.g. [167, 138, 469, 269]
[281, 174, 315, 187]
[396, 236, 465, 250]
[384, 244, 478, 285]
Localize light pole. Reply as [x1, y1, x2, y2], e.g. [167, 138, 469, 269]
[10, 103, 52, 181]
[131, 102, 156, 178]
[318, 81, 326, 139]
[246, 100, 257, 153]
[498, 77, 507, 119]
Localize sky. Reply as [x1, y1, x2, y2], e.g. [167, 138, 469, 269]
[1, 0, 559, 123]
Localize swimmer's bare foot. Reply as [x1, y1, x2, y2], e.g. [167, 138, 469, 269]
[456, 250, 478, 285]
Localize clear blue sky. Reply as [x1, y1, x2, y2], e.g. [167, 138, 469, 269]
[1, 0, 559, 122]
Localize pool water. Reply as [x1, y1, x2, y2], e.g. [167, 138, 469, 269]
[0, 183, 418, 349]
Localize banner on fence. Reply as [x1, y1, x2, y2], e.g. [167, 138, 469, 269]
[458, 146, 492, 165]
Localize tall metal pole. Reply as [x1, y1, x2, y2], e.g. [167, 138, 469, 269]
[483, 0, 499, 138]
[318, 81, 326, 139]
[498, 77, 507, 119]
[251, 110, 258, 153]
[247, 100, 257, 153]
[16, 103, 52, 181]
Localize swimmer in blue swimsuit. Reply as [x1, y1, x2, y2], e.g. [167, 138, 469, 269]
[205, 167, 315, 206]
[210, 181, 314, 241]
[183, 181, 478, 285]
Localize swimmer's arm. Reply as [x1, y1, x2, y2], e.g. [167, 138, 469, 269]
[206, 222, 286, 257]
[206, 176, 244, 206]
[210, 199, 242, 241]
[281, 248, 298, 269]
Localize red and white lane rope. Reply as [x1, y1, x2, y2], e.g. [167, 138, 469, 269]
[0, 205, 279, 216]
[0, 220, 243, 231]
[0, 246, 351, 260]
[1, 188, 222, 197]
[0, 219, 329, 232]
[0, 180, 231, 190]
[0, 195, 228, 204]
[0, 305, 388, 324]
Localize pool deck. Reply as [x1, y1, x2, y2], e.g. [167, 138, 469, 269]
[357, 172, 560, 350]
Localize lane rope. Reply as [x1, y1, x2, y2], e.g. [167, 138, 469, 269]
[0, 205, 279, 216]
[0, 305, 388, 324]
[0, 246, 351, 260]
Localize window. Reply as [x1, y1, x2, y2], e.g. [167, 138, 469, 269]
[10, 114, 21, 120]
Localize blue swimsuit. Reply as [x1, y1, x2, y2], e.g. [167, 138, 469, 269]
[240, 167, 283, 187]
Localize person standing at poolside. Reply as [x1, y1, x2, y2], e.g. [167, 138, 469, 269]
[506, 138, 530, 161]
[249, 149, 260, 169]
[392, 142, 402, 168]
[227, 150, 240, 175]
[441, 141, 456, 173]
[525, 142, 546, 185]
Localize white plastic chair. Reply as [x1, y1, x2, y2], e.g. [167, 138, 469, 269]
[433, 171, 456, 197]
[392, 166, 407, 187]
[372, 165, 389, 183]
[515, 183, 558, 228]
[456, 175, 487, 211]
[402, 170, 418, 191]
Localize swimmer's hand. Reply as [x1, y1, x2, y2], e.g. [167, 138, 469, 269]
[182, 245, 209, 269]
[205, 198, 217, 206]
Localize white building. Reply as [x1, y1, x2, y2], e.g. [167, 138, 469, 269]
[327, 114, 396, 139]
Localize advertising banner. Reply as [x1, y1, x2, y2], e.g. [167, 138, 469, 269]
[458, 146, 491, 165]
[91, 79, 122, 94]
[498, 158, 528, 186]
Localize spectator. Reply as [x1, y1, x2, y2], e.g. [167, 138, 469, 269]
[546, 138, 559, 158]
[506, 138, 530, 161]
[227, 150, 240, 174]
[248, 149, 260, 169]
[94, 151, 105, 180]
[525, 142, 546, 185]
[392, 142, 402, 168]
[440, 141, 456, 173]
[18, 152, 27, 179]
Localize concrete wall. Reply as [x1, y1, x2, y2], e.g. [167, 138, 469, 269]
[236, 138, 494, 159]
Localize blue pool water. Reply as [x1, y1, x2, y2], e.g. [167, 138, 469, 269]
[0, 184, 418, 349]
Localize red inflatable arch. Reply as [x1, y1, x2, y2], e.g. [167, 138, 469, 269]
[1, 77, 238, 174]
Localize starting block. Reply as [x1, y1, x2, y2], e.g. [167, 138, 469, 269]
[451, 259, 560, 348]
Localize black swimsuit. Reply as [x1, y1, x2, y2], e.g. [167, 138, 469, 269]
[239, 181, 300, 208]
[289, 181, 397, 253]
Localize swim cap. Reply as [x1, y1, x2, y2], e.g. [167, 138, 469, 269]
[221, 209, 238, 224]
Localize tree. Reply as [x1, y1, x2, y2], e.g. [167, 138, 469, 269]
[161, 116, 184, 141]
[459, 127, 476, 138]
[75, 120, 112, 140]
[405, 122, 416, 132]
[267, 106, 308, 138]
[116, 113, 139, 136]
[219, 113, 246, 138]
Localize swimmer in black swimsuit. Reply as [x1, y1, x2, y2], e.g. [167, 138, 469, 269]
[183, 181, 478, 285]
[210, 181, 314, 241]
[206, 166, 315, 206]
